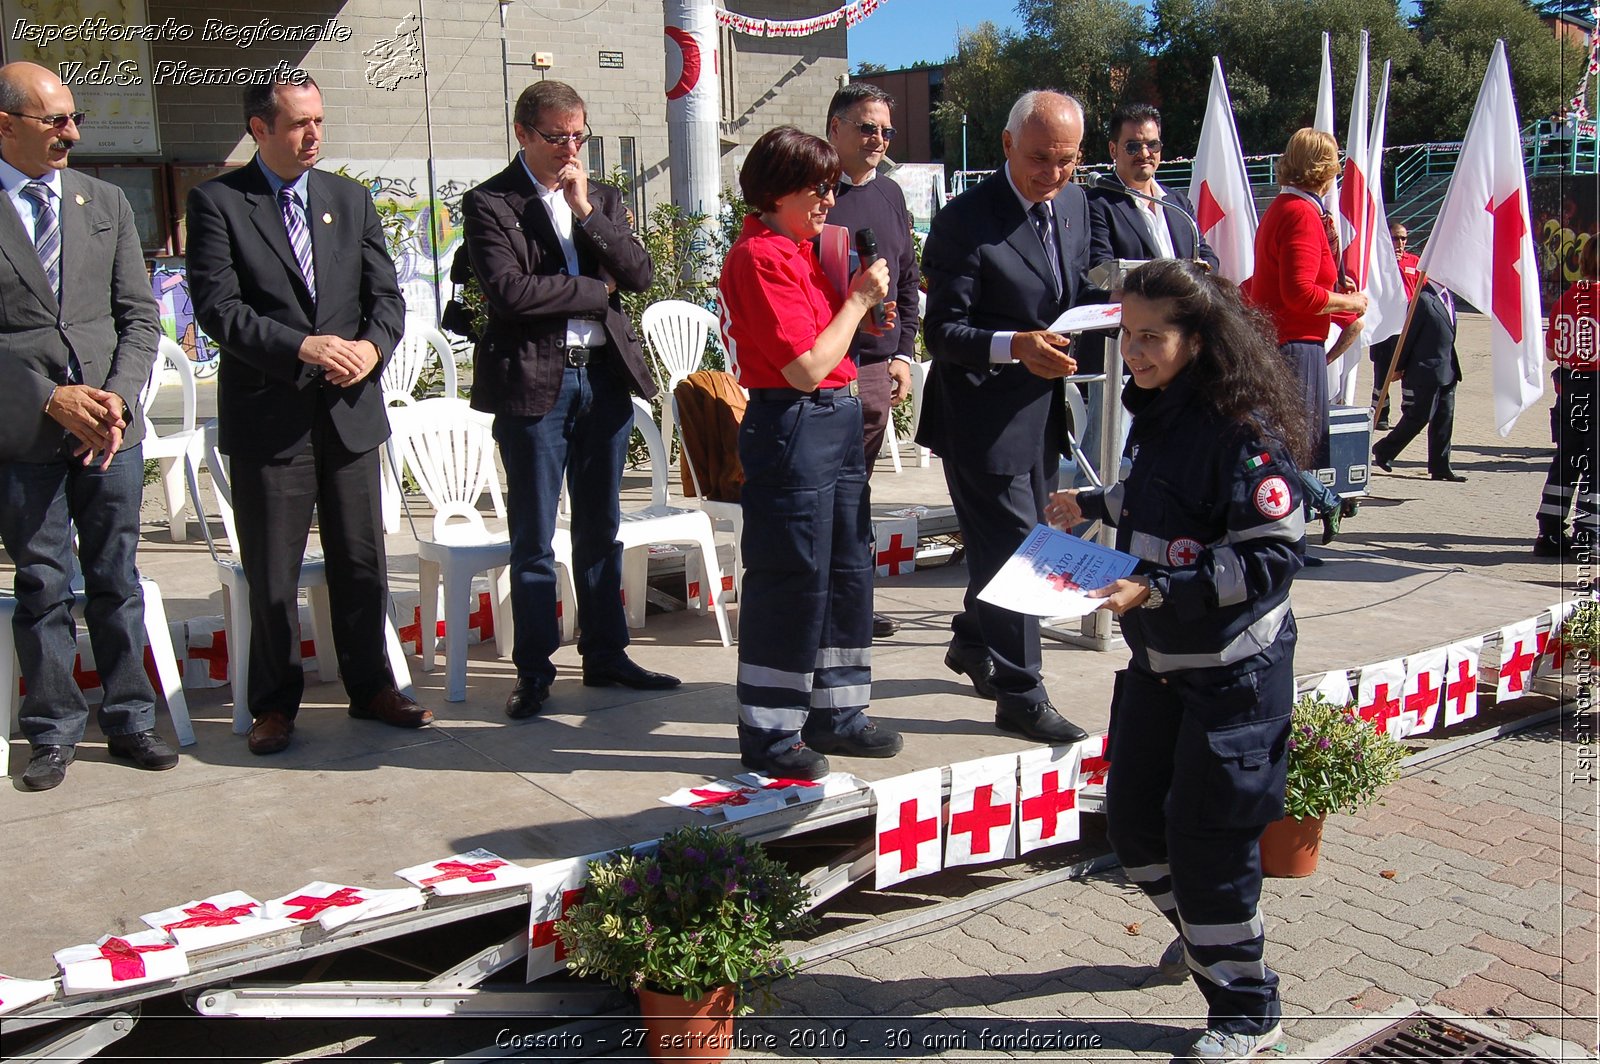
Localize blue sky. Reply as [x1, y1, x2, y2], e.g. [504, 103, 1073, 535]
[847, 1, 1023, 71]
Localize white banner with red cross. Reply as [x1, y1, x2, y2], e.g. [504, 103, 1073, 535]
[1310, 668, 1353, 709]
[15, 628, 183, 701]
[396, 848, 536, 896]
[1018, 744, 1083, 854]
[873, 514, 918, 578]
[1400, 648, 1447, 738]
[0, 973, 55, 1015]
[525, 853, 593, 982]
[1533, 601, 1582, 681]
[1443, 637, 1484, 727]
[660, 781, 778, 820]
[871, 768, 944, 888]
[1355, 658, 1408, 736]
[1495, 619, 1539, 704]
[395, 583, 498, 656]
[945, 755, 1018, 867]
[55, 931, 188, 994]
[141, 890, 296, 951]
[264, 882, 425, 931]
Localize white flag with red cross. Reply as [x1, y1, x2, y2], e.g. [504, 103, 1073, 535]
[1189, 57, 1258, 285]
[141, 890, 297, 951]
[1444, 637, 1484, 727]
[526, 853, 592, 981]
[1495, 618, 1540, 704]
[1356, 658, 1407, 736]
[1018, 744, 1083, 855]
[945, 755, 1018, 867]
[1363, 61, 1412, 349]
[1078, 732, 1111, 792]
[874, 515, 918, 577]
[1400, 648, 1447, 738]
[396, 848, 535, 896]
[264, 881, 426, 931]
[1415, 40, 1543, 436]
[872, 768, 944, 888]
[0, 973, 56, 1015]
[55, 931, 189, 994]
[1533, 601, 1582, 680]
[1311, 669, 1353, 709]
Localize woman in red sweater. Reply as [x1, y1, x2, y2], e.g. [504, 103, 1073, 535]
[1533, 238, 1599, 557]
[1249, 129, 1368, 552]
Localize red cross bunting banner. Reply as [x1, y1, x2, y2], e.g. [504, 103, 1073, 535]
[1018, 744, 1083, 855]
[1495, 618, 1539, 704]
[873, 515, 918, 577]
[1311, 669, 1353, 709]
[264, 882, 426, 931]
[1533, 601, 1582, 681]
[1444, 637, 1484, 728]
[660, 781, 782, 821]
[526, 853, 592, 982]
[396, 848, 536, 896]
[55, 931, 189, 994]
[0, 973, 55, 1015]
[872, 768, 944, 889]
[141, 890, 296, 951]
[1400, 648, 1448, 738]
[735, 769, 847, 806]
[945, 754, 1019, 868]
[1356, 658, 1407, 736]
[1078, 733, 1111, 790]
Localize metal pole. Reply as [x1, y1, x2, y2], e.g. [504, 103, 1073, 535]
[498, 1, 513, 159]
[417, 0, 443, 326]
[961, 112, 968, 184]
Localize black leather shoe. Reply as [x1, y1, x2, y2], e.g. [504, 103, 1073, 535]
[803, 722, 904, 758]
[995, 700, 1088, 744]
[1533, 531, 1577, 559]
[740, 742, 829, 780]
[582, 656, 681, 690]
[1431, 470, 1467, 482]
[107, 730, 178, 771]
[944, 648, 997, 699]
[872, 612, 900, 639]
[505, 678, 551, 719]
[1371, 452, 1394, 473]
[22, 745, 75, 791]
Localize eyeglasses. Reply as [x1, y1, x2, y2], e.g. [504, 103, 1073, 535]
[809, 181, 836, 199]
[530, 124, 592, 147]
[6, 111, 86, 130]
[852, 122, 896, 141]
[1122, 138, 1162, 156]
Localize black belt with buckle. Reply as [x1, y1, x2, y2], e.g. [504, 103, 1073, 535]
[560, 346, 598, 368]
[748, 381, 860, 403]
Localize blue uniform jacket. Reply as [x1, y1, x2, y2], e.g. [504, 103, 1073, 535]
[1078, 369, 1306, 673]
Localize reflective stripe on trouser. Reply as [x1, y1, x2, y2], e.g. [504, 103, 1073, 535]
[736, 394, 874, 759]
[1103, 635, 1295, 1037]
[1539, 370, 1598, 539]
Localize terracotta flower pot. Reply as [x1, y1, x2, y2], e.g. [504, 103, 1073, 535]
[636, 984, 736, 1062]
[1258, 813, 1325, 878]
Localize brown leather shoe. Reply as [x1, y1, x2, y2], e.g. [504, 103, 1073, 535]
[349, 687, 435, 728]
[247, 712, 294, 756]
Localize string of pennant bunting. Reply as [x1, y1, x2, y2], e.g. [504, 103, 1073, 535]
[715, 0, 887, 38]
[1564, 5, 1600, 120]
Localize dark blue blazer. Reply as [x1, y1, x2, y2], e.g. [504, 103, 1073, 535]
[1085, 175, 1218, 269]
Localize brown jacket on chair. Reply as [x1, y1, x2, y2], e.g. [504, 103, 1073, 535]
[674, 369, 745, 502]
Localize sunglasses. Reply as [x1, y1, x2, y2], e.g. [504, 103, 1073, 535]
[1122, 138, 1163, 155]
[808, 181, 837, 199]
[530, 124, 592, 147]
[6, 110, 86, 130]
[852, 121, 896, 140]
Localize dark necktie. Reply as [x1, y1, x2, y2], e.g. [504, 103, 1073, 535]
[1029, 201, 1063, 297]
[21, 181, 80, 382]
[1438, 286, 1455, 326]
[279, 186, 316, 302]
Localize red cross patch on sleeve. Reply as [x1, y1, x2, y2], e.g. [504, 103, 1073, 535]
[1253, 476, 1294, 519]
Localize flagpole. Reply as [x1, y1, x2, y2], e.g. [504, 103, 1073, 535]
[1371, 271, 1427, 424]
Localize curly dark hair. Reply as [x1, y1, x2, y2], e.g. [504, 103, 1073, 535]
[1121, 259, 1314, 468]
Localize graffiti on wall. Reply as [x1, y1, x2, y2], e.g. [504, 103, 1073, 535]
[1532, 174, 1598, 312]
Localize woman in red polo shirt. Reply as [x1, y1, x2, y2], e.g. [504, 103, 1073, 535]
[717, 125, 901, 779]
[1249, 128, 1369, 554]
[1534, 238, 1599, 557]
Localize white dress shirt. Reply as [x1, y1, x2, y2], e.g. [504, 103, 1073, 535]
[520, 152, 604, 350]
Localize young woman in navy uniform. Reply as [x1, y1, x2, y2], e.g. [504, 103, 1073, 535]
[1047, 260, 1311, 1064]
[717, 126, 904, 779]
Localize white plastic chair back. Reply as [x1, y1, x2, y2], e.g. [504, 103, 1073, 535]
[198, 419, 242, 558]
[392, 400, 500, 528]
[642, 300, 721, 447]
[384, 317, 459, 405]
[630, 396, 673, 509]
[139, 337, 198, 438]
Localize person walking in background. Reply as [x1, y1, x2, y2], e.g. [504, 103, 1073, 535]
[1370, 280, 1464, 482]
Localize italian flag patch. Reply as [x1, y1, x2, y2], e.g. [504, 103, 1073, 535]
[1244, 452, 1272, 471]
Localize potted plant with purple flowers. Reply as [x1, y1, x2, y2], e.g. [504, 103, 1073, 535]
[557, 824, 813, 1062]
[1261, 694, 1406, 877]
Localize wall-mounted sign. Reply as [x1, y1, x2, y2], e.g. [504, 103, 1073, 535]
[598, 51, 623, 69]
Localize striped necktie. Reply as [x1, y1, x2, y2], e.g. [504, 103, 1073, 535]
[21, 181, 80, 382]
[279, 185, 316, 302]
[1029, 201, 1063, 297]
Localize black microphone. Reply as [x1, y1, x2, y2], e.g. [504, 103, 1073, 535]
[854, 227, 889, 328]
[1081, 171, 1206, 266]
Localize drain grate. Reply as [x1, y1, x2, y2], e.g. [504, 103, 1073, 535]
[1330, 1014, 1554, 1063]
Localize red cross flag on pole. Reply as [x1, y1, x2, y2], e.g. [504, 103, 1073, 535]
[1363, 61, 1413, 351]
[1018, 743, 1083, 855]
[1494, 618, 1539, 704]
[945, 754, 1018, 868]
[1188, 57, 1258, 286]
[1416, 40, 1544, 436]
[1400, 648, 1447, 738]
[1356, 658, 1407, 736]
[526, 853, 593, 981]
[1444, 637, 1484, 727]
[872, 768, 944, 888]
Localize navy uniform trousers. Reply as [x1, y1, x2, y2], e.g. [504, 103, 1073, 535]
[1537, 367, 1598, 545]
[1105, 629, 1295, 1037]
[735, 390, 873, 760]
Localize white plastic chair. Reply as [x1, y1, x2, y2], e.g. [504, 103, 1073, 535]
[381, 319, 463, 534]
[641, 300, 721, 450]
[390, 398, 576, 703]
[904, 359, 932, 468]
[186, 421, 415, 733]
[615, 397, 733, 646]
[137, 337, 204, 541]
[669, 392, 744, 604]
